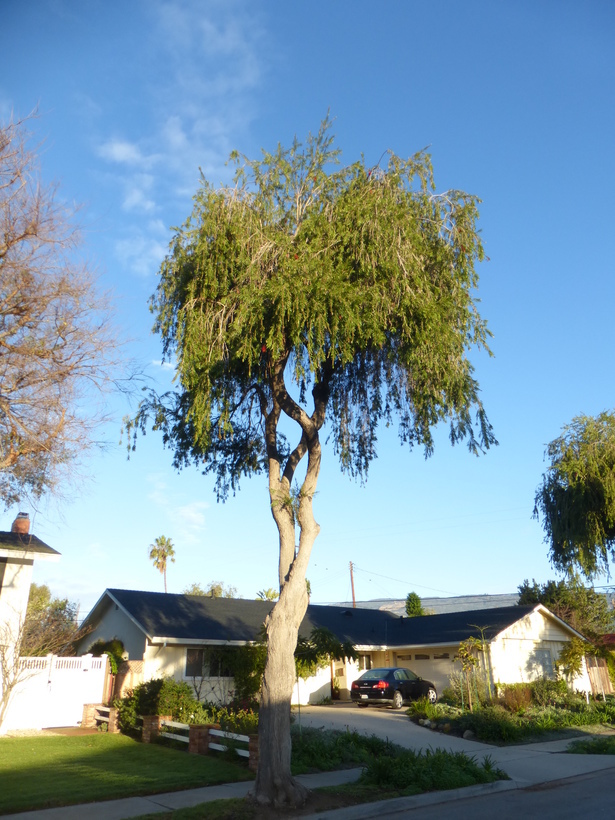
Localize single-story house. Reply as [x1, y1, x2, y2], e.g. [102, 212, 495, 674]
[80, 588, 596, 703]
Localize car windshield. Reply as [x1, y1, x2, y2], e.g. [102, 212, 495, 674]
[359, 668, 392, 680]
[361, 669, 391, 680]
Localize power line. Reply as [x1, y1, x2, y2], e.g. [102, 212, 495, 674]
[352, 564, 458, 596]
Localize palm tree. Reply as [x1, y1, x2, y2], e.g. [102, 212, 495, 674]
[149, 536, 175, 593]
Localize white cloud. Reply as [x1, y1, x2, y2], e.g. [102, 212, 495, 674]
[99, 138, 146, 165]
[145, 473, 209, 544]
[170, 501, 209, 541]
[95, 1, 267, 278]
[151, 360, 175, 371]
[115, 231, 167, 277]
[122, 173, 157, 213]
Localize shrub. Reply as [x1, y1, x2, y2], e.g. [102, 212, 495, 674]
[208, 706, 259, 735]
[530, 677, 569, 708]
[290, 726, 395, 774]
[496, 683, 532, 712]
[115, 678, 211, 736]
[406, 696, 440, 720]
[360, 748, 506, 792]
[568, 736, 615, 755]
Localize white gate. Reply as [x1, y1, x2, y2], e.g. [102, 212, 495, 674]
[1, 654, 108, 734]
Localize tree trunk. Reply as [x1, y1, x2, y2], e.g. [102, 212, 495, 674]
[252, 360, 326, 807]
[253, 574, 310, 807]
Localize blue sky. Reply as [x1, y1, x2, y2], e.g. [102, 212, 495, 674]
[1, 0, 614, 616]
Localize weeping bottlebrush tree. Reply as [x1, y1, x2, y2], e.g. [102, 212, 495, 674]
[534, 411, 615, 577]
[127, 117, 496, 808]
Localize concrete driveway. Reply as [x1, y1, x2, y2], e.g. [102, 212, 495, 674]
[293, 702, 495, 756]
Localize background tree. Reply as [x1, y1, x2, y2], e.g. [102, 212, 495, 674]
[149, 535, 175, 593]
[0, 116, 123, 507]
[405, 591, 424, 617]
[22, 583, 82, 656]
[534, 411, 615, 577]
[183, 581, 238, 598]
[517, 576, 615, 642]
[128, 118, 495, 807]
[257, 588, 279, 601]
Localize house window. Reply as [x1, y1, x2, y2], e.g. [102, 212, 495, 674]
[433, 653, 450, 660]
[185, 648, 233, 678]
[534, 649, 554, 679]
[185, 647, 204, 677]
[208, 651, 232, 678]
[357, 654, 372, 671]
[415, 653, 430, 660]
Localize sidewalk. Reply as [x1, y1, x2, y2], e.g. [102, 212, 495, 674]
[4, 735, 615, 819]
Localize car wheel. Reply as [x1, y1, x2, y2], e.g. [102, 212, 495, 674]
[357, 703, 369, 708]
[426, 687, 437, 704]
[392, 690, 403, 709]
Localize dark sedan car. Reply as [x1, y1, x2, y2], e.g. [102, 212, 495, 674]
[350, 667, 437, 709]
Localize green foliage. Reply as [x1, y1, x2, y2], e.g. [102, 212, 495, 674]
[528, 676, 570, 707]
[290, 726, 396, 774]
[534, 411, 615, 577]
[128, 116, 495, 500]
[295, 626, 357, 680]
[88, 638, 125, 675]
[445, 686, 615, 742]
[568, 736, 615, 755]
[148, 535, 175, 592]
[406, 696, 444, 721]
[207, 706, 259, 735]
[22, 583, 81, 656]
[114, 679, 209, 737]
[556, 638, 587, 679]
[517, 575, 615, 639]
[404, 592, 424, 617]
[256, 588, 278, 601]
[360, 748, 506, 792]
[206, 644, 267, 703]
[183, 581, 239, 598]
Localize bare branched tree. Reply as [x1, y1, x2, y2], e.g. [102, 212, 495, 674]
[0, 115, 126, 507]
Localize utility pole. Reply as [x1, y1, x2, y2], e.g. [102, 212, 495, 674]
[349, 561, 356, 608]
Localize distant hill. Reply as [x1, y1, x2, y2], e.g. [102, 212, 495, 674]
[330, 593, 520, 617]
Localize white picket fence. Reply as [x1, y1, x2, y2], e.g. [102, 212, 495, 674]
[159, 719, 250, 758]
[0, 654, 108, 734]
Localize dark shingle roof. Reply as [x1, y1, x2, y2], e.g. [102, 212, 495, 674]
[0, 530, 60, 558]
[387, 605, 537, 646]
[106, 589, 398, 645]
[102, 589, 541, 648]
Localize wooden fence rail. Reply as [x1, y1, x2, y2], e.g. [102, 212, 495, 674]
[143, 716, 258, 771]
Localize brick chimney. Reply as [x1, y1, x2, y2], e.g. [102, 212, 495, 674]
[11, 512, 30, 534]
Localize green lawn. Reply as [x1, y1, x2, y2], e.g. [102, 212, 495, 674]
[0, 734, 252, 815]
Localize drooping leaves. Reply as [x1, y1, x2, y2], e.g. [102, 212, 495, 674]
[132, 117, 495, 498]
[534, 411, 615, 577]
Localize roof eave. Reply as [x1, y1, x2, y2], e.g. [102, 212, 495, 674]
[0, 547, 60, 562]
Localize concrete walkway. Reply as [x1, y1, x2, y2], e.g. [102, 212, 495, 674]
[5, 707, 615, 819]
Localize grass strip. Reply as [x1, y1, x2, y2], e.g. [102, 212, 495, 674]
[0, 734, 252, 815]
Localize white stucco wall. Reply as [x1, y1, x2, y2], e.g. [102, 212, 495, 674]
[292, 665, 331, 705]
[488, 610, 592, 692]
[0, 557, 34, 652]
[80, 602, 147, 660]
